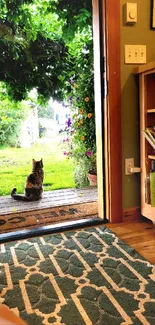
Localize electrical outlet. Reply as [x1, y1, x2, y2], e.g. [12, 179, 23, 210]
[125, 158, 134, 175]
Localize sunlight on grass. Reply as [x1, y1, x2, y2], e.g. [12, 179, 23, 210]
[0, 137, 75, 196]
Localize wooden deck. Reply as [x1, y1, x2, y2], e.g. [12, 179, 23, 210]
[0, 187, 98, 215]
[0, 187, 98, 234]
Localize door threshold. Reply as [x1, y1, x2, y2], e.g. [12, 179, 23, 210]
[0, 216, 107, 243]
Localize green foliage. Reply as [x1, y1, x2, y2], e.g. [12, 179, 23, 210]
[0, 0, 96, 185]
[0, 92, 27, 146]
[37, 104, 54, 119]
[62, 32, 96, 185]
[73, 160, 89, 188]
[0, 0, 92, 102]
[51, 0, 92, 41]
[0, 0, 69, 101]
[0, 36, 68, 101]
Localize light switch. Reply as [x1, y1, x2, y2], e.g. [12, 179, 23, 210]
[124, 3, 137, 24]
[125, 45, 146, 64]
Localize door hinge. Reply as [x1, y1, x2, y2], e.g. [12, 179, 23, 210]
[102, 57, 108, 97]
[103, 78, 108, 98]
[102, 56, 106, 72]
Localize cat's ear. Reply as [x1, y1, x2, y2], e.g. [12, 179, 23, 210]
[40, 158, 43, 167]
[32, 158, 36, 163]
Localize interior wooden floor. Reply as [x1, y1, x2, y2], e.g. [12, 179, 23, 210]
[106, 218, 155, 265]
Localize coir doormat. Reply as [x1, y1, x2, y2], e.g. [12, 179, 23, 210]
[0, 201, 97, 235]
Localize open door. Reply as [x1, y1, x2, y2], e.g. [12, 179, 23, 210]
[93, 0, 122, 223]
[92, 0, 106, 220]
[0, 0, 122, 242]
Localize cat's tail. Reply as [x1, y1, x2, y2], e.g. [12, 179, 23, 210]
[11, 188, 30, 201]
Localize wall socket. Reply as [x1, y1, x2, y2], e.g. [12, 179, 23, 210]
[125, 158, 134, 175]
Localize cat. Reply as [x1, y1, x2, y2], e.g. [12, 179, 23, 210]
[11, 158, 44, 201]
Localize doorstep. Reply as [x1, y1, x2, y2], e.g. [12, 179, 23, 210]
[0, 187, 98, 235]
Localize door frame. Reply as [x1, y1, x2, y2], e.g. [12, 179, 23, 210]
[93, 0, 122, 223]
[0, 0, 122, 244]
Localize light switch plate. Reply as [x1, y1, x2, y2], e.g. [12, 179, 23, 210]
[124, 2, 137, 24]
[125, 45, 146, 64]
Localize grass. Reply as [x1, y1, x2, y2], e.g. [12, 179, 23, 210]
[0, 136, 75, 196]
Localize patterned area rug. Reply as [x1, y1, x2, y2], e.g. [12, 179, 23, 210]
[0, 225, 155, 325]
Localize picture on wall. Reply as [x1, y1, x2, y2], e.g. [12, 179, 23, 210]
[152, 0, 155, 28]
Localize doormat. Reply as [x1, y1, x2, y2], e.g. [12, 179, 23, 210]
[0, 202, 98, 234]
[0, 225, 155, 325]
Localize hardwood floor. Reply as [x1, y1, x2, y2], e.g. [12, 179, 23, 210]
[106, 217, 155, 265]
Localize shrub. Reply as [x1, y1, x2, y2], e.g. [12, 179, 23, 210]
[62, 51, 97, 186]
[0, 98, 27, 147]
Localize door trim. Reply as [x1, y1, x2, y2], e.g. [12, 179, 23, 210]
[92, 0, 105, 220]
[93, 0, 122, 223]
[105, 0, 122, 222]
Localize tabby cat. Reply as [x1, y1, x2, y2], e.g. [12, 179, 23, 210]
[11, 158, 44, 201]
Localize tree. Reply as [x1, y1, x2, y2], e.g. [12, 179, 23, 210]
[0, 83, 28, 146]
[37, 104, 54, 119]
[0, 0, 92, 102]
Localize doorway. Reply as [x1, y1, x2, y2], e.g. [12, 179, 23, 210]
[0, 0, 122, 240]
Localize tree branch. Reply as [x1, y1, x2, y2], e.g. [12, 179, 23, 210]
[0, 23, 28, 47]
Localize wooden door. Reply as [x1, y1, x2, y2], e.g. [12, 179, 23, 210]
[92, 0, 122, 223]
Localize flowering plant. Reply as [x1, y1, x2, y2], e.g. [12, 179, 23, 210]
[86, 151, 97, 175]
[62, 58, 97, 186]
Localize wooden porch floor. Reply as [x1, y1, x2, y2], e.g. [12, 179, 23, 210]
[0, 187, 98, 215]
[0, 187, 98, 235]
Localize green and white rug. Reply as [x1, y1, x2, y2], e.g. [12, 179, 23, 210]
[0, 225, 155, 325]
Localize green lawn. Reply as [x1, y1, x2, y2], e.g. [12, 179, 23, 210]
[0, 137, 75, 196]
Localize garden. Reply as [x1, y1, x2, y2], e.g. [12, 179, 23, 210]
[0, 0, 97, 196]
[0, 138, 75, 196]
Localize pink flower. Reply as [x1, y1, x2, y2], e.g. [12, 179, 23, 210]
[86, 151, 92, 157]
[63, 138, 70, 142]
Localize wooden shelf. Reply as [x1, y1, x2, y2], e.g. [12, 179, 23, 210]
[136, 62, 155, 222]
[147, 109, 155, 113]
[148, 155, 155, 160]
[134, 61, 155, 74]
